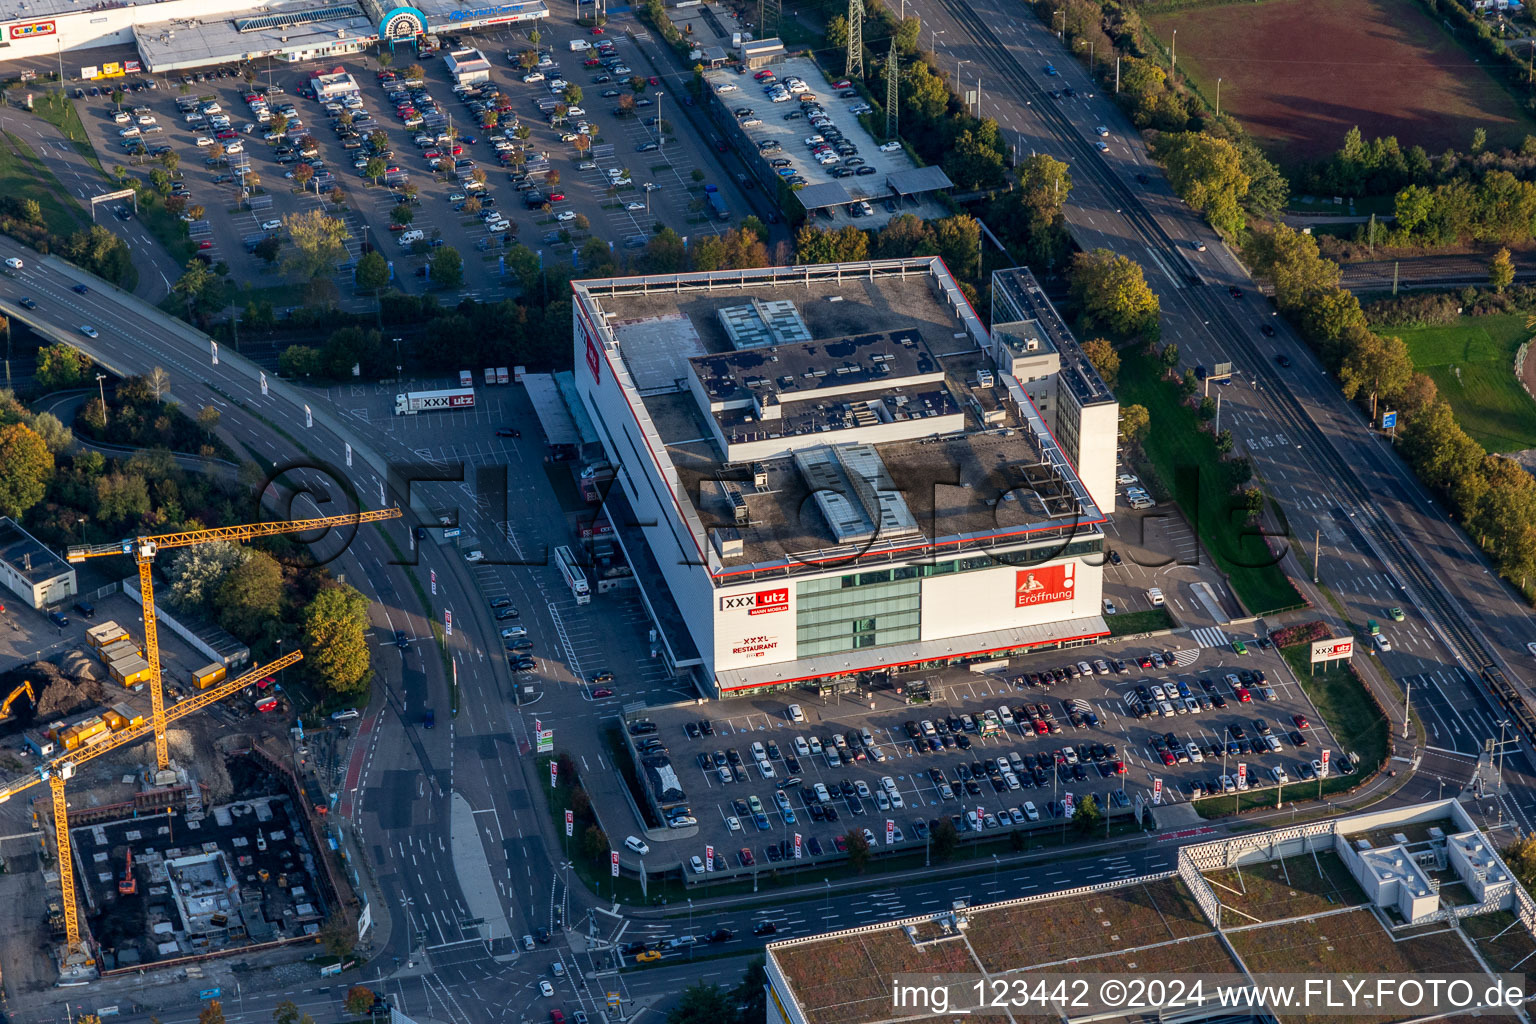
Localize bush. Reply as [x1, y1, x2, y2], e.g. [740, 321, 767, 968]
[1271, 620, 1332, 647]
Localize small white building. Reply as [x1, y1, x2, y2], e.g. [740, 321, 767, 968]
[444, 47, 493, 86]
[0, 517, 75, 611]
[308, 69, 360, 101]
[1354, 844, 1439, 923]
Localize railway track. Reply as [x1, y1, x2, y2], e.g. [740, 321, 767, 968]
[932, 0, 1531, 736]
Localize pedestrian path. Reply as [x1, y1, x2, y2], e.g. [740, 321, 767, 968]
[1186, 626, 1231, 649]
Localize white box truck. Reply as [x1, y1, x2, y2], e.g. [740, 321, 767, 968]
[459, 369, 474, 388]
[496, 366, 509, 384]
[484, 367, 496, 385]
[395, 387, 476, 415]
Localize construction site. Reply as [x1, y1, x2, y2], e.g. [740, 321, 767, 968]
[0, 508, 399, 993]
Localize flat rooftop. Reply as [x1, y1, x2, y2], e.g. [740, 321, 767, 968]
[136, 1, 376, 71]
[0, 516, 71, 585]
[577, 260, 1104, 576]
[992, 267, 1114, 407]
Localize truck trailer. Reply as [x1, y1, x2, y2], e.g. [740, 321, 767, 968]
[394, 387, 476, 415]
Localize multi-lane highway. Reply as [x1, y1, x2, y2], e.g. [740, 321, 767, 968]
[905, 0, 1536, 829]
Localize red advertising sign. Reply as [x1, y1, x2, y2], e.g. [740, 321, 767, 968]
[1152, 778, 1163, 805]
[610, 851, 619, 877]
[584, 325, 601, 384]
[719, 588, 790, 615]
[565, 810, 574, 837]
[885, 819, 894, 845]
[124, 60, 142, 73]
[550, 762, 558, 788]
[1063, 792, 1075, 817]
[1015, 563, 1076, 608]
[10, 20, 55, 38]
[793, 833, 802, 859]
[1320, 749, 1330, 776]
[1237, 763, 1248, 788]
[445, 609, 452, 636]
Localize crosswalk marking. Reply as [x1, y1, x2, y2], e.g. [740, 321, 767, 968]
[1186, 627, 1230, 650]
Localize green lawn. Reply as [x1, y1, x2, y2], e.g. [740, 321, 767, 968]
[26, 91, 104, 177]
[1105, 607, 1176, 636]
[0, 130, 84, 237]
[1391, 313, 1536, 453]
[1117, 348, 1302, 615]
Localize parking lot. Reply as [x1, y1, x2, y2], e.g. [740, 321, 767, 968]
[70, 24, 765, 302]
[618, 637, 1351, 879]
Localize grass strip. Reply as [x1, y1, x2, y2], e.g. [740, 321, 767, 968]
[1105, 607, 1176, 636]
[0, 130, 83, 236]
[1117, 347, 1302, 615]
[29, 92, 105, 177]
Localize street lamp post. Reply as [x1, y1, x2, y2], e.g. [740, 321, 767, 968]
[1216, 77, 1222, 117]
[95, 373, 107, 422]
[931, 28, 945, 54]
[655, 92, 664, 158]
[1171, 29, 1177, 76]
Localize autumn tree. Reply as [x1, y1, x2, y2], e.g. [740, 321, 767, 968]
[1081, 339, 1120, 387]
[1151, 131, 1251, 236]
[1068, 249, 1160, 339]
[303, 584, 373, 694]
[343, 987, 376, 1017]
[283, 210, 352, 279]
[1491, 247, 1515, 293]
[0, 422, 53, 518]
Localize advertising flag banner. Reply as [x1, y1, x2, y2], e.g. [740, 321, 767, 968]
[610, 851, 619, 877]
[210, 341, 219, 365]
[537, 730, 553, 754]
[706, 845, 714, 870]
[885, 819, 894, 845]
[445, 609, 452, 636]
[1064, 792, 1075, 817]
[1238, 763, 1248, 789]
[793, 834, 802, 859]
[1152, 778, 1163, 805]
[550, 762, 558, 788]
[305, 404, 312, 428]
[1321, 749, 1330, 777]
[260, 372, 268, 395]
[345, 442, 352, 467]
[431, 569, 437, 595]
[565, 810, 573, 837]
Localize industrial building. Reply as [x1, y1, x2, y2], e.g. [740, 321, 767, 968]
[0, 517, 76, 611]
[570, 259, 1113, 697]
[763, 799, 1534, 1024]
[0, 0, 548, 74]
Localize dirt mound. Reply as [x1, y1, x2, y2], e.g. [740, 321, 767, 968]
[0, 659, 109, 722]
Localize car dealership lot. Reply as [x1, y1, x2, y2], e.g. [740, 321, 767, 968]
[622, 639, 1347, 880]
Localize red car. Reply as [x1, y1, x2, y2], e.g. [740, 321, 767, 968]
[833, 79, 852, 89]
[592, 687, 613, 698]
[1137, 656, 1153, 669]
[1113, 760, 1126, 774]
[1293, 714, 1310, 729]
[738, 847, 754, 866]
[1161, 749, 1177, 767]
[550, 1013, 564, 1024]
[216, 129, 237, 139]
[548, 192, 565, 201]
[198, 240, 214, 250]
[649, 76, 660, 86]
[833, 835, 848, 853]
[424, 149, 441, 158]
[754, 70, 773, 80]
[591, 25, 605, 33]
[450, 145, 464, 155]
[585, 58, 601, 66]
[1235, 687, 1252, 703]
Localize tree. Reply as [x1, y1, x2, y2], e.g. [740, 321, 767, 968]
[1215, 428, 1234, 455]
[519, 49, 539, 70]
[364, 156, 387, 184]
[1491, 247, 1515, 293]
[35, 343, 91, 389]
[933, 215, 981, 282]
[843, 828, 871, 872]
[580, 823, 608, 862]
[1068, 249, 1160, 339]
[254, 235, 281, 266]
[0, 423, 52, 518]
[197, 404, 220, 437]
[1081, 339, 1120, 387]
[164, 541, 245, 612]
[357, 250, 389, 295]
[666, 982, 734, 1024]
[874, 214, 937, 258]
[173, 258, 216, 315]
[292, 163, 315, 191]
[431, 245, 464, 289]
[96, 472, 151, 527]
[1119, 403, 1150, 446]
[27, 412, 71, 454]
[302, 584, 373, 694]
[273, 1002, 301, 1024]
[369, 130, 390, 152]
[405, 63, 425, 82]
[390, 203, 414, 227]
[1072, 793, 1101, 834]
[284, 210, 352, 279]
[1016, 152, 1073, 222]
[111, 88, 125, 110]
[279, 344, 325, 378]
[215, 550, 283, 639]
[930, 817, 959, 861]
[1151, 131, 1251, 235]
[732, 959, 768, 1024]
[200, 1002, 227, 1024]
[1399, 399, 1484, 511]
[564, 84, 584, 105]
[159, 150, 180, 174]
[1338, 331, 1412, 422]
[343, 987, 376, 1017]
[270, 112, 289, 135]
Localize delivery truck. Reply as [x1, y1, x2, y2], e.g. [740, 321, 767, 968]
[394, 387, 476, 415]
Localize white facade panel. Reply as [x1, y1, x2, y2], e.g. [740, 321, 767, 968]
[713, 581, 796, 670]
[918, 558, 1102, 642]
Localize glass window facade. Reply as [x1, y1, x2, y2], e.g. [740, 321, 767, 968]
[796, 574, 921, 657]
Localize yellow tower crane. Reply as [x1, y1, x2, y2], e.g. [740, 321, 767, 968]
[0, 649, 304, 962]
[65, 508, 403, 772]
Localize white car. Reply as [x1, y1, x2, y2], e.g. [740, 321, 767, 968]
[464, 549, 486, 562]
[556, 210, 577, 222]
[612, 176, 632, 186]
[793, 737, 810, 756]
[260, 220, 282, 231]
[539, 981, 554, 997]
[3, 258, 20, 269]
[79, 325, 99, 339]
[690, 856, 705, 874]
[195, 136, 214, 147]
[1023, 801, 1040, 822]
[523, 73, 545, 83]
[879, 141, 901, 152]
[624, 835, 649, 855]
[726, 815, 741, 832]
[567, 106, 586, 116]
[624, 201, 645, 211]
[788, 704, 805, 722]
[225, 141, 244, 154]
[717, 84, 738, 93]
[1103, 599, 1117, 615]
[488, 220, 509, 233]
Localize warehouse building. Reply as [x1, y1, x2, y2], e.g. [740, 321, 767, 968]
[0, 517, 76, 611]
[571, 259, 1110, 697]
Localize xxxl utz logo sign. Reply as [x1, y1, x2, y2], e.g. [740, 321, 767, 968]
[1015, 564, 1075, 608]
[720, 588, 789, 615]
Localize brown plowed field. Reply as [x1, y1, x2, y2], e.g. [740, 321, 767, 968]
[1146, 0, 1536, 162]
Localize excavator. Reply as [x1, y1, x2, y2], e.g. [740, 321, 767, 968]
[117, 848, 135, 896]
[0, 680, 35, 722]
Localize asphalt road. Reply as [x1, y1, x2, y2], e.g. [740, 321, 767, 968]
[911, 0, 1536, 829]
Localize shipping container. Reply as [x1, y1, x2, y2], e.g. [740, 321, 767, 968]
[108, 703, 145, 730]
[110, 655, 153, 688]
[99, 639, 140, 664]
[192, 663, 227, 690]
[87, 621, 130, 650]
